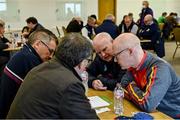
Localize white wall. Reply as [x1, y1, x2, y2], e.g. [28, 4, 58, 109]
[116, 0, 180, 24]
[5, 0, 98, 36]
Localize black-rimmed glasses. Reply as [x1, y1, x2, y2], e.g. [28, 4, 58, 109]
[41, 41, 55, 55]
[114, 48, 129, 61]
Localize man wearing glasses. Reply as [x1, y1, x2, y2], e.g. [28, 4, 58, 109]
[113, 33, 180, 119]
[0, 29, 58, 118]
[7, 33, 98, 119]
[87, 32, 126, 91]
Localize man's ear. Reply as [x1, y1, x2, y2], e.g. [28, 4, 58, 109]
[129, 48, 133, 54]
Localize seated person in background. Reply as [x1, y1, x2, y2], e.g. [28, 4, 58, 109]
[66, 19, 83, 33]
[21, 26, 30, 39]
[87, 32, 126, 91]
[113, 33, 180, 119]
[22, 17, 44, 38]
[90, 14, 101, 27]
[137, 14, 164, 57]
[0, 19, 10, 77]
[118, 15, 138, 35]
[82, 16, 96, 40]
[158, 12, 167, 24]
[0, 29, 58, 118]
[7, 33, 98, 119]
[95, 14, 119, 39]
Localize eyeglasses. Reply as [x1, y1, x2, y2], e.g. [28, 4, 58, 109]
[113, 48, 129, 61]
[40, 41, 55, 55]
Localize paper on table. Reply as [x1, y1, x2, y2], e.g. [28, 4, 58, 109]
[88, 96, 110, 108]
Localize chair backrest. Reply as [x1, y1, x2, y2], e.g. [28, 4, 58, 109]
[56, 26, 61, 37]
[159, 23, 164, 31]
[62, 26, 67, 36]
[173, 27, 180, 45]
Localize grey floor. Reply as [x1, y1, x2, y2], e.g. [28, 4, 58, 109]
[160, 41, 180, 76]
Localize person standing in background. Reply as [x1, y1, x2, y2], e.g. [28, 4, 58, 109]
[139, 1, 153, 27]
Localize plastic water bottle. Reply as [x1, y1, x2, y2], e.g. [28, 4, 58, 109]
[80, 71, 89, 95]
[114, 83, 124, 115]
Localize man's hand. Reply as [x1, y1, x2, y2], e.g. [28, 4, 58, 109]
[92, 80, 107, 90]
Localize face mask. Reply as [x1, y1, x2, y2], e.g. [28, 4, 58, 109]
[143, 5, 146, 8]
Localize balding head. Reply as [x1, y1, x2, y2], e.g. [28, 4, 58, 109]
[144, 14, 153, 25]
[105, 14, 115, 22]
[93, 32, 113, 62]
[113, 33, 140, 52]
[113, 33, 144, 69]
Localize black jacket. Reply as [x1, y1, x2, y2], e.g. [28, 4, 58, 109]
[7, 57, 98, 119]
[87, 55, 126, 91]
[0, 37, 10, 76]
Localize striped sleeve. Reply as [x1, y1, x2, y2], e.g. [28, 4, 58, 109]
[125, 66, 164, 112]
[4, 66, 23, 85]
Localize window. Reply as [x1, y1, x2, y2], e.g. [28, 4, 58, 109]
[56, 0, 85, 21]
[0, 0, 7, 11]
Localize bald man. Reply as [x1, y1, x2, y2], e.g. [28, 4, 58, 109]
[87, 32, 126, 91]
[113, 33, 180, 119]
[138, 14, 164, 58]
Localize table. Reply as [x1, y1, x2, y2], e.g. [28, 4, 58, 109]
[3, 46, 22, 51]
[88, 88, 172, 119]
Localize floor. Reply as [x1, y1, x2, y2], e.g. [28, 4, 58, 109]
[159, 41, 180, 75]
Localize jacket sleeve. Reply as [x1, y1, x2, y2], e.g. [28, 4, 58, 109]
[125, 65, 172, 112]
[0, 43, 8, 50]
[97, 69, 126, 91]
[87, 56, 102, 88]
[59, 82, 98, 119]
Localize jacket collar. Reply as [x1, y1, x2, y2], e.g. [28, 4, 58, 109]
[24, 43, 43, 63]
[54, 57, 82, 82]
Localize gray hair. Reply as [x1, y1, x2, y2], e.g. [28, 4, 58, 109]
[55, 33, 93, 67]
[27, 29, 58, 45]
[0, 19, 5, 27]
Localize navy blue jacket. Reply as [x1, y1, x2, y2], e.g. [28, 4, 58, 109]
[138, 22, 165, 58]
[87, 55, 126, 91]
[140, 7, 153, 27]
[95, 20, 119, 39]
[0, 43, 43, 118]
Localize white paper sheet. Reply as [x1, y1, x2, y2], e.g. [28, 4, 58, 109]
[88, 96, 110, 109]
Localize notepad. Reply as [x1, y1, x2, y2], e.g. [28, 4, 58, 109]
[88, 96, 110, 108]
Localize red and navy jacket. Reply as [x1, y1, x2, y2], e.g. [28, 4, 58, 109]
[121, 51, 180, 119]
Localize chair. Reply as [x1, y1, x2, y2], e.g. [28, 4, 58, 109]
[172, 27, 180, 58]
[56, 26, 61, 38]
[159, 23, 164, 31]
[62, 26, 67, 36]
